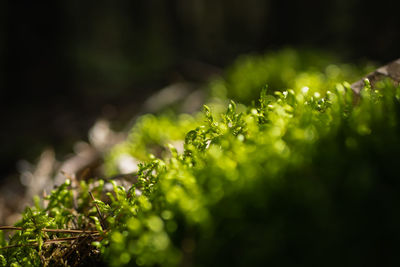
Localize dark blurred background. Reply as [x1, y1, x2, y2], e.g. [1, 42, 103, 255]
[1, 0, 400, 179]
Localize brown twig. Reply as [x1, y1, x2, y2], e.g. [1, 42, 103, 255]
[44, 229, 99, 234]
[88, 192, 106, 230]
[0, 226, 21, 231]
[0, 233, 101, 249]
[0, 226, 99, 234]
[43, 234, 100, 244]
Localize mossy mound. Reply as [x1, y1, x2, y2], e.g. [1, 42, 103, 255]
[2, 51, 399, 267]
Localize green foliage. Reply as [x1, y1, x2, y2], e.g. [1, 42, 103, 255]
[105, 113, 200, 175]
[210, 48, 374, 103]
[0, 179, 106, 266]
[2, 51, 399, 266]
[103, 79, 400, 266]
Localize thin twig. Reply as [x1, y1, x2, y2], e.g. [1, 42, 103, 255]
[43, 229, 99, 234]
[0, 226, 21, 231]
[88, 191, 106, 230]
[43, 234, 100, 244]
[0, 233, 101, 249]
[0, 226, 99, 234]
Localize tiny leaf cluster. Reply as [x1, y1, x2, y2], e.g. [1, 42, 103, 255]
[2, 51, 399, 267]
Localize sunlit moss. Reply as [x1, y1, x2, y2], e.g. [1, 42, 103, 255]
[209, 48, 373, 103]
[3, 50, 400, 267]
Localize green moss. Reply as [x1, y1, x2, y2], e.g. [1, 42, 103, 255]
[105, 113, 201, 176]
[210, 48, 373, 103]
[2, 51, 399, 266]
